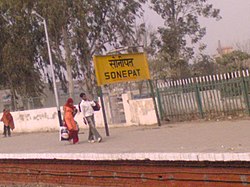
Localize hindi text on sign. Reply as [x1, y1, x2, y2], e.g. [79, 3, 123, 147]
[109, 58, 134, 69]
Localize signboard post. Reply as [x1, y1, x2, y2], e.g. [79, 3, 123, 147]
[98, 86, 110, 136]
[93, 52, 161, 130]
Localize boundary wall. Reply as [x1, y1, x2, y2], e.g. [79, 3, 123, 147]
[0, 94, 157, 133]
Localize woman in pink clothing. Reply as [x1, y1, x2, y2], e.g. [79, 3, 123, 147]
[63, 98, 79, 144]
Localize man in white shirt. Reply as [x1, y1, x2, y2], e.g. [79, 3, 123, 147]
[79, 93, 102, 143]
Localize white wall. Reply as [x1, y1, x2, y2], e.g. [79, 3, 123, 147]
[0, 95, 157, 133]
[0, 108, 59, 133]
[122, 94, 157, 126]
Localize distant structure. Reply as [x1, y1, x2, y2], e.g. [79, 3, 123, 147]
[216, 40, 234, 56]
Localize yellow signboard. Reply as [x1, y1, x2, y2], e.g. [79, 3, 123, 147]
[93, 53, 150, 86]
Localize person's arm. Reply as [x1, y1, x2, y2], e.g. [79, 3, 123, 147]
[90, 100, 96, 106]
[80, 102, 88, 125]
[73, 106, 77, 117]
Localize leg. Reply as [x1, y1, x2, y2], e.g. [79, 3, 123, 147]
[68, 130, 73, 141]
[3, 126, 7, 137]
[92, 115, 96, 127]
[7, 126, 11, 136]
[88, 126, 94, 142]
[86, 117, 94, 141]
[75, 131, 79, 144]
[87, 115, 102, 142]
[72, 130, 79, 144]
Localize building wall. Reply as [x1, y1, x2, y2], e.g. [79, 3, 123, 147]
[122, 93, 157, 125]
[0, 95, 157, 133]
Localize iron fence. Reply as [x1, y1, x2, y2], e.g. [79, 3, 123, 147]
[156, 70, 250, 122]
[2, 70, 249, 124]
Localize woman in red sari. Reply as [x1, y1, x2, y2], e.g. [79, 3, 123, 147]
[63, 98, 79, 144]
[1, 109, 15, 137]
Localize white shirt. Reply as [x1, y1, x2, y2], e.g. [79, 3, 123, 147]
[79, 99, 96, 117]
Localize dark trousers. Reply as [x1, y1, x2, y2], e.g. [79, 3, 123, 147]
[3, 125, 11, 137]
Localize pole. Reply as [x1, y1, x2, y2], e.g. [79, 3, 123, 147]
[32, 11, 63, 126]
[149, 79, 161, 126]
[43, 19, 63, 126]
[99, 86, 110, 136]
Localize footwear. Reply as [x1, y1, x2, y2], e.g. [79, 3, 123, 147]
[97, 137, 102, 143]
[88, 140, 95, 143]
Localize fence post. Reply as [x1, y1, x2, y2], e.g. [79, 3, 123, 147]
[242, 76, 250, 115]
[195, 84, 204, 119]
[155, 86, 164, 120]
[148, 79, 161, 126]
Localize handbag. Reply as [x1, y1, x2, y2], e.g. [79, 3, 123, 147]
[60, 126, 69, 141]
[92, 101, 100, 111]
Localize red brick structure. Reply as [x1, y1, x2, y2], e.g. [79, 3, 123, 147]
[0, 159, 249, 186]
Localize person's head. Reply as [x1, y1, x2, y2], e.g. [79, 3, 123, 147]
[66, 98, 74, 106]
[3, 108, 9, 113]
[80, 93, 87, 101]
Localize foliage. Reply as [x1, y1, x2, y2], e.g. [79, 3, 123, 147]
[0, 0, 44, 109]
[216, 50, 250, 72]
[191, 54, 218, 76]
[32, 0, 147, 96]
[72, 0, 147, 95]
[0, 0, 147, 103]
[150, 0, 221, 79]
[0, 0, 224, 105]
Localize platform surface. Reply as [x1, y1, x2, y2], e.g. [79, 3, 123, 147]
[1, 119, 250, 161]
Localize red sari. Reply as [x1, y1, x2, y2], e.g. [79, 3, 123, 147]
[1, 110, 15, 130]
[63, 98, 79, 144]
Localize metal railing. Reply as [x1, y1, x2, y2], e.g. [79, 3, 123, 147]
[156, 70, 250, 122]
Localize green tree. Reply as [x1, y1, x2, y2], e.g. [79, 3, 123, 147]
[33, 0, 84, 98]
[216, 50, 250, 72]
[150, 0, 221, 79]
[72, 0, 146, 96]
[0, 0, 147, 106]
[191, 54, 217, 76]
[32, 0, 146, 98]
[0, 0, 44, 109]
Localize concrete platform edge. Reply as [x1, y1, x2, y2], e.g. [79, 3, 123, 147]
[0, 152, 250, 161]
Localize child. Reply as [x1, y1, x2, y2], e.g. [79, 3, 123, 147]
[0, 109, 15, 137]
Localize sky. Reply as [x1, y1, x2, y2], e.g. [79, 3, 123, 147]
[143, 0, 250, 55]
